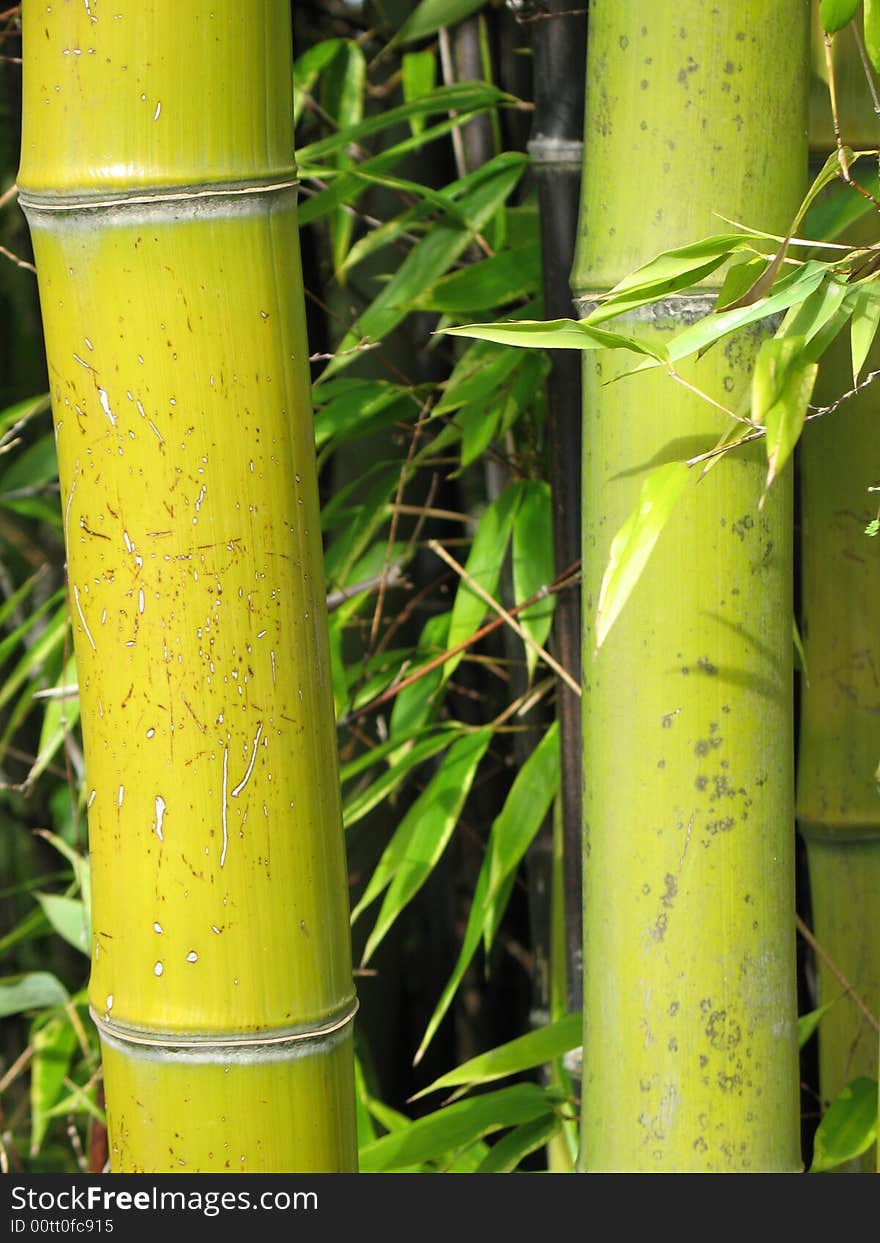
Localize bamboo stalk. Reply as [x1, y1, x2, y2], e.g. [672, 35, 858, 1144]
[573, 0, 808, 1171]
[18, 1, 357, 1172]
[797, 9, 880, 1172]
[529, 0, 587, 1019]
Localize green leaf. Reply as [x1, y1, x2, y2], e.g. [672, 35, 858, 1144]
[595, 462, 692, 652]
[393, 0, 488, 49]
[402, 51, 437, 136]
[797, 998, 839, 1048]
[475, 1114, 561, 1173]
[0, 972, 69, 1018]
[512, 481, 556, 680]
[358, 728, 493, 964]
[445, 482, 524, 679]
[389, 612, 451, 741]
[34, 893, 90, 956]
[661, 261, 828, 366]
[415, 1009, 581, 1100]
[866, 0, 880, 73]
[810, 1077, 878, 1172]
[820, 0, 859, 33]
[778, 277, 849, 351]
[30, 1013, 78, 1155]
[324, 153, 528, 379]
[442, 316, 668, 361]
[412, 243, 541, 313]
[358, 1083, 557, 1172]
[415, 724, 560, 1063]
[299, 82, 510, 164]
[587, 234, 767, 323]
[0, 392, 50, 441]
[752, 336, 818, 503]
[850, 281, 880, 383]
[343, 729, 458, 829]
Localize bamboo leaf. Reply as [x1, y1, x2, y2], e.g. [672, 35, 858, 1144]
[393, 0, 488, 48]
[475, 1114, 561, 1172]
[820, 0, 859, 32]
[299, 82, 511, 163]
[442, 316, 668, 361]
[753, 336, 818, 504]
[359, 728, 492, 964]
[34, 893, 90, 957]
[810, 1077, 878, 1172]
[865, 0, 880, 73]
[658, 260, 829, 367]
[389, 612, 451, 741]
[797, 998, 839, 1048]
[358, 1083, 557, 1172]
[0, 972, 69, 1018]
[779, 277, 849, 349]
[445, 482, 524, 678]
[411, 242, 541, 313]
[512, 481, 556, 679]
[343, 729, 458, 829]
[0, 392, 50, 441]
[30, 1013, 78, 1155]
[415, 1008, 581, 1100]
[850, 280, 880, 382]
[402, 51, 437, 135]
[324, 153, 528, 378]
[595, 462, 692, 652]
[714, 256, 769, 312]
[415, 724, 559, 1063]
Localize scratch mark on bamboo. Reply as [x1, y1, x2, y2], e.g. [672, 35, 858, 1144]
[97, 388, 116, 426]
[186, 950, 198, 963]
[154, 795, 166, 841]
[87, 789, 96, 809]
[220, 745, 229, 868]
[270, 649, 276, 686]
[117, 785, 124, 808]
[64, 475, 77, 547]
[72, 583, 96, 650]
[154, 961, 164, 977]
[153, 101, 162, 122]
[231, 722, 263, 798]
[153, 922, 163, 934]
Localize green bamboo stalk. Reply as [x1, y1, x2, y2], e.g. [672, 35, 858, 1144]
[798, 10, 880, 1172]
[18, 1, 357, 1172]
[573, 0, 809, 1171]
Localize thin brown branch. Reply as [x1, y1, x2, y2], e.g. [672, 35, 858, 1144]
[796, 912, 880, 1034]
[429, 539, 581, 696]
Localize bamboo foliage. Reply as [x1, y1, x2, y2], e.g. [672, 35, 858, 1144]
[797, 11, 880, 1171]
[573, 1, 809, 1171]
[18, 1, 357, 1172]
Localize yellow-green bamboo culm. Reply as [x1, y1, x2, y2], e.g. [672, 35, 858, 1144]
[797, 12, 880, 1172]
[573, 1, 809, 1171]
[18, 2, 357, 1172]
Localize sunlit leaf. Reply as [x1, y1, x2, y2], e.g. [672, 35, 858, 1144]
[820, 0, 860, 33]
[810, 1077, 878, 1172]
[358, 1083, 557, 1172]
[442, 316, 668, 361]
[402, 50, 437, 135]
[866, 0, 880, 73]
[753, 335, 818, 504]
[850, 280, 880, 382]
[595, 462, 692, 652]
[415, 1008, 581, 1099]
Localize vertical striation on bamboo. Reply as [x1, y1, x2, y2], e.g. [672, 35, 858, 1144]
[573, 0, 809, 1171]
[18, 1, 357, 1172]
